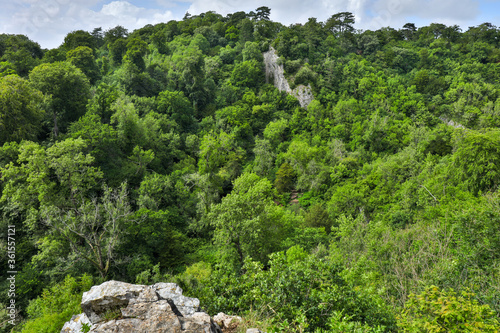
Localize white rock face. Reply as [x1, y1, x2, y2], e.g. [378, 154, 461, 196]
[154, 282, 200, 316]
[81, 281, 146, 323]
[61, 281, 221, 333]
[61, 313, 92, 333]
[263, 46, 314, 109]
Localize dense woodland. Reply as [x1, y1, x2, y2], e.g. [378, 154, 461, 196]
[2, 7, 500, 332]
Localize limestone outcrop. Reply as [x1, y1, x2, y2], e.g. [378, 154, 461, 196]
[263, 46, 314, 109]
[61, 281, 222, 333]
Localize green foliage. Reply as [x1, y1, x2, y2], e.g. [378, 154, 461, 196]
[3, 10, 500, 333]
[157, 90, 196, 131]
[122, 208, 189, 274]
[124, 38, 148, 71]
[198, 130, 246, 182]
[0, 61, 16, 76]
[63, 30, 94, 50]
[41, 183, 131, 279]
[451, 129, 500, 194]
[325, 12, 355, 35]
[398, 286, 500, 332]
[206, 173, 300, 268]
[230, 59, 264, 89]
[0, 138, 103, 212]
[29, 61, 90, 137]
[66, 46, 100, 84]
[304, 204, 333, 232]
[274, 162, 295, 193]
[80, 323, 91, 333]
[0, 75, 44, 144]
[191, 249, 396, 332]
[108, 38, 127, 65]
[101, 308, 122, 322]
[20, 275, 93, 333]
[293, 64, 317, 86]
[225, 26, 239, 43]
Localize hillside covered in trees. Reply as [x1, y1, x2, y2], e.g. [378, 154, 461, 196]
[2, 7, 500, 332]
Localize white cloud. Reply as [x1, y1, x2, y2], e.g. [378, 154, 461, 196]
[101, 1, 142, 16]
[0, 1, 176, 49]
[0, 0, 486, 49]
[185, 0, 481, 31]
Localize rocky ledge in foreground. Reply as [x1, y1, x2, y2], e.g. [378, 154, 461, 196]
[61, 280, 222, 333]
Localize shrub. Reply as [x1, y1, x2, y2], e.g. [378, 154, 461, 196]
[20, 275, 93, 333]
[398, 285, 500, 332]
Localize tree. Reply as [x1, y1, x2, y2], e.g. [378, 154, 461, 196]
[242, 41, 263, 62]
[86, 82, 119, 124]
[1, 48, 39, 77]
[225, 25, 239, 43]
[198, 130, 246, 182]
[41, 184, 133, 279]
[91, 27, 105, 48]
[66, 46, 100, 84]
[401, 23, 417, 40]
[108, 38, 127, 65]
[124, 38, 148, 71]
[252, 138, 275, 177]
[305, 204, 333, 232]
[0, 34, 42, 76]
[325, 12, 355, 35]
[67, 112, 119, 181]
[104, 26, 128, 46]
[274, 162, 295, 193]
[1, 138, 103, 210]
[239, 18, 254, 44]
[157, 90, 196, 131]
[255, 6, 271, 21]
[19, 275, 93, 333]
[230, 59, 263, 89]
[41, 48, 66, 63]
[63, 30, 94, 50]
[206, 173, 299, 268]
[0, 61, 16, 76]
[0, 75, 44, 144]
[29, 62, 90, 137]
[451, 129, 500, 194]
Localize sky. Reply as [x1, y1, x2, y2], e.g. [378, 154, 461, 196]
[1, 0, 500, 49]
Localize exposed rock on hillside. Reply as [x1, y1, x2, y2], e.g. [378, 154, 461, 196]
[263, 46, 314, 109]
[61, 281, 222, 333]
[213, 312, 242, 331]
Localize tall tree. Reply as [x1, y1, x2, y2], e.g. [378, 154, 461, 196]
[255, 6, 271, 21]
[104, 26, 129, 46]
[0, 75, 44, 144]
[29, 62, 90, 137]
[401, 23, 417, 40]
[41, 184, 132, 279]
[206, 173, 299, 268]
[63, 30, 94, 50]
[325, 12, 355, 35]
[66, 46, 100, 84]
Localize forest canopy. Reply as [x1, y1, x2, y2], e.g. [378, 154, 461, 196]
[1, 7, 500, 332]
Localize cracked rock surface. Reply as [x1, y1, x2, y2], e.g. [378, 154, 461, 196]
[61, 281, 222, 333]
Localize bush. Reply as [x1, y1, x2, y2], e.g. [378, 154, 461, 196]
[294, 65, 317, 86]
[20, 275, 93, 333]
[398, 286, 500, 332]
[190, 249, 397, 332]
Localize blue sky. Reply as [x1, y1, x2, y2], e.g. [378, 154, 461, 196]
[1, 0, 499, 49]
